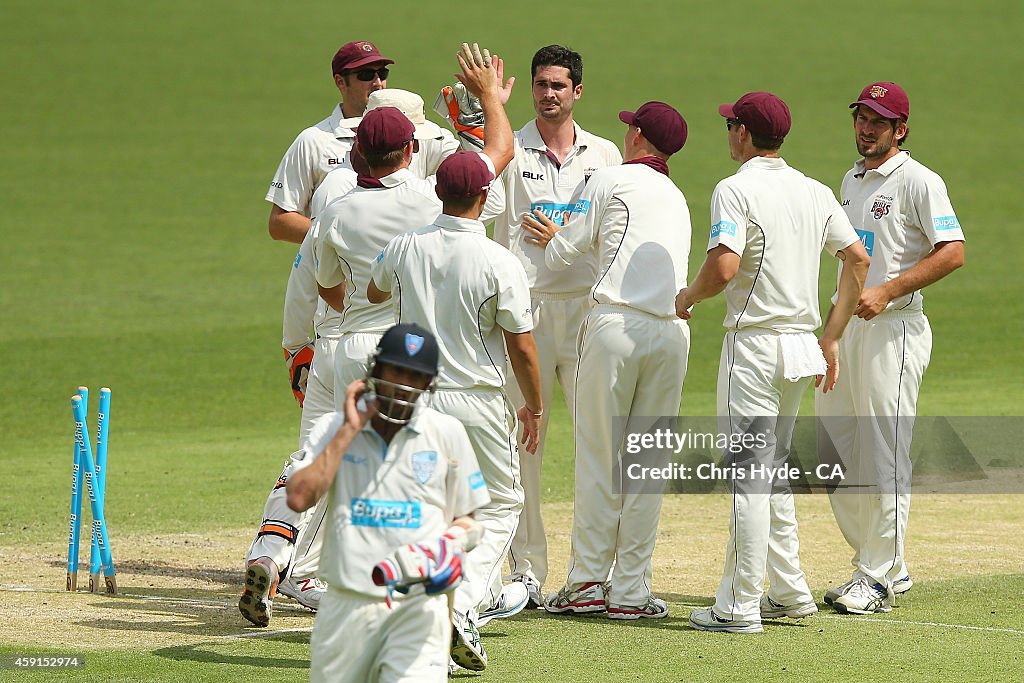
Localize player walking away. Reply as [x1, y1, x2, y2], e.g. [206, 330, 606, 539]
[493, 45, 622, 608]
[678, 92, 870, 634]
[265, 40, 460, 244]
[369, 150, 543, 670]
[522, 102, 691, 620]
[817, 82, 965, 615]
[285, 324, 490, 683]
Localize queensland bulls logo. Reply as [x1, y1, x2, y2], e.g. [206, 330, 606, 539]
[871, 198, 891, 220]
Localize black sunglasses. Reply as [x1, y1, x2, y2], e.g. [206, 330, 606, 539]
[346, 67, 389, 82]
[726, 118, 742, 130]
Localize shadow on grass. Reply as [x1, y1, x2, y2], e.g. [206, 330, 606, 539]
[47, 558, 240, 586]
[77, 594, 313, 638]
[154, 641, 309, 669]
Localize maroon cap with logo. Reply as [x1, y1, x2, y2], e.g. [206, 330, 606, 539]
[436, 152, 494, 199]
[850, 81, 910, 122]
[718, 91, 792, 141]
[618, 102, 688, 155]
[332, 40, 394, 75]
[356, 107, 415, 154]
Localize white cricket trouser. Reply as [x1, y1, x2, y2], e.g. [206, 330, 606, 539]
[565, 306, 689, 607]
[334, 332, 384, 409]
[247, 337, 338, 579]
[712, 329, 816, 621]
[427, 388, 523, 616]
[310, 587, 450, 683]
[507, 291, 590, 587]
[816, 311, 931, 589]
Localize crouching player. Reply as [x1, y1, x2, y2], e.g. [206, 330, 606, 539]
[287, 323, 489, 682]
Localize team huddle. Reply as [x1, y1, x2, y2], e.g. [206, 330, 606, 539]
[236, 39, 965, 681]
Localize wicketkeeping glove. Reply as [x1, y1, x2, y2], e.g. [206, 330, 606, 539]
[371, 535, 464, 600]
[433, 83, 485, 150]
[283, 341, 314, 406]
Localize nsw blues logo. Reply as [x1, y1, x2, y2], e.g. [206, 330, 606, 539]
[871, 198, 891, 220]
[405, 333, 425, 356]
[411, 450, 438, 484]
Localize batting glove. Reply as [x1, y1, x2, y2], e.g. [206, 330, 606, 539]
[283, 342, 314, 406]
[433, 83, 485, 150]
[371, 535, 464, 599]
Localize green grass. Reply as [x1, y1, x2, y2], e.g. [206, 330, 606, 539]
[1, 0, 1022, 681]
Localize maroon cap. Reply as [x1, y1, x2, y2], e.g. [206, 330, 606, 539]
[332, 40, 394, 75]
[436, 152, 495, 199]
[850, 82, 909, 122]
[356, 107, 415, 154]
[718, 91, 792, 141]
[618, 102, 687, 155]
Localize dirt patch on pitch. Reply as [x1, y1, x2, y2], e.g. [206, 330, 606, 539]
[1, 495, 1021, 650]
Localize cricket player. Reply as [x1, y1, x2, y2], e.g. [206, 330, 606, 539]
[266, 40, 458, 244]
[494, 45, 622, 606]
[818, 82, 965, 615]
[238, 162, 361, 627]
[316, 45, 511, 403]
[368, 150, 543, 670]
[286, 324, 490, 683]
[523, 101, 691, 620]
[679, 92, 870, 634]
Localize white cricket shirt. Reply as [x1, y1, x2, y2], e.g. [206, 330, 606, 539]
[545, 163, 691, 318]
[708, 156, 859, 333]
[305, 407, 490, 598]
[371, 214, 534, 390]
[837, 151, 965, 313]
[315, 169, 442, 335]
[265, 104, 460, 216]
[494, 120, 622, 294]
[282, 167, 358, 350]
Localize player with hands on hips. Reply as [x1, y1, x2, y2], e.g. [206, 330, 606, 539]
[286, 324, 489, 683]
[680, 92, 869, 635]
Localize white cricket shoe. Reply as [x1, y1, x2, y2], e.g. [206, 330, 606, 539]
[279, 575, 327, 612]
[688, 607, 764, 634]
[238, 557, 279, 628]
[478, 582, 530, 627]
[823, 576, 861, 605]
[893, 575, 914, 595]
[544, 581, 608, 614]
[450, 611, 487, 671]
[512, 575, 544, 609]
[833, 578, 892, 615]
[607, 595, 669, 620]
[760, 594, 818, 619]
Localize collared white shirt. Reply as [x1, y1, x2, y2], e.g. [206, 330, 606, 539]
[838, 150, 965, 313]
[315, 169, 442, 335]
[708, 156, 859, 333]
[306, 407, 490, 598]
[371, 214, 533, 390]
[265, 104, 460, 216]
[494, 120, 622, 294]
[546, 163, 690, 319]
[282, 167, 359, 349]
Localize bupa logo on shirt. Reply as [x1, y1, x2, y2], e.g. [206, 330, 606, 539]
[710, 221, 737, 239]
[468, 471, 486, 490]
[351, 498, 422, 528]
[530, 201, 590, 227]
[933, 215, 960, 231]
[855, 229, 875, 256]
[293, 252, 302, 269]
[411, 450, 438, 484]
